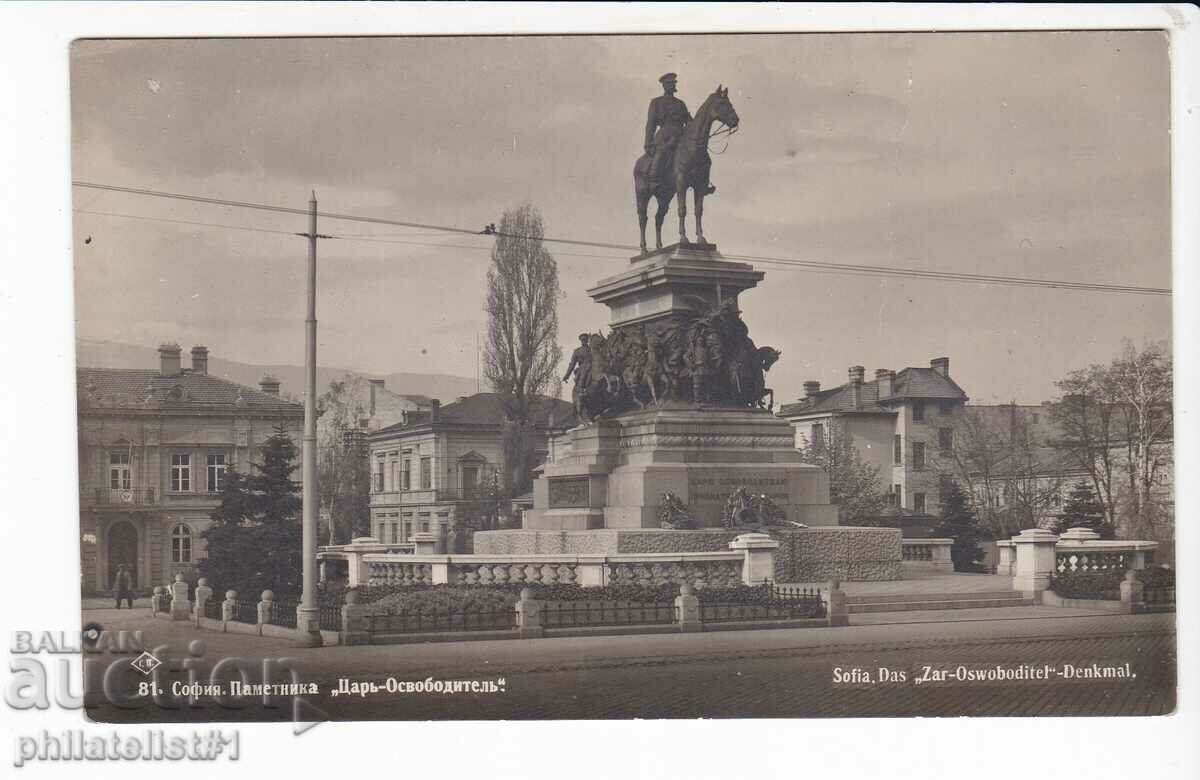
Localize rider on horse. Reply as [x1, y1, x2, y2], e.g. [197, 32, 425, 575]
[644, 73, 691, 191]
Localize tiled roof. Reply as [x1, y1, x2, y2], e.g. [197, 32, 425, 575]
[77, 368, 303, 413]
[373, 392, 576, 436]
[779, 367, 968, 417]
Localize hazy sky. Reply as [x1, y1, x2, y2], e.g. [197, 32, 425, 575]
[70, 32, 1171, 404]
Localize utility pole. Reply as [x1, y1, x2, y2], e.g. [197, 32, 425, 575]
[296, 191, 328, 647]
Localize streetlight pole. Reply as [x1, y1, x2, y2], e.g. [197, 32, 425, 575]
[297, 191, 323, 647]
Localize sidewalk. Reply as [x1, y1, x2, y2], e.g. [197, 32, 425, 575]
[84, 605, 1174, 680]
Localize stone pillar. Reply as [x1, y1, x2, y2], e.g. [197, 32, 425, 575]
[995, 542, 1016, 576]
[169, 574, 191, 621]
[411, 532, 438, 555]
[1120, 570, 1145, 614]
[826, 579, 849, 627]
[429, 559, 452, 585]
[1058, 527, 1101, 543]
[341, 589, 371, 646]
[929, 540, 954, 571]
[221, 590, 237, 627]
[1012, 528, 1060, 596]
[674, 583, 701, 632]
[151, 585, 166, 616]
[257, 590, 274, 634]
[193, 578, 213, 626]
[514, 588, 543, 638]
[729, 533, 780, 586]
[319, 560, 327, 584]
[576, 558, 607, 588]
[343, 537, 386, 587]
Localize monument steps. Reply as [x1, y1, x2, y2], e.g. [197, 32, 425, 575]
[845, 591, 1034, 614]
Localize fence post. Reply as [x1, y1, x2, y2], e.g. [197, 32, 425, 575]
[169, 574, 191, 621]
[729, 533, 780, 586]
[675, 582, 702, 632]
[1011, 528, 1059, 599]
[429, 558, 451, 585]
[150, 585, 166, 616]
[826, 579, 849, 627]
[193, 578, 212, 626]
[257, 590, 274, 635]
[995, 542, 1016, 576]
[515, 587, 543, 638]
[341, 589, 371, 646]
[1120, 571, 1145, 614]
[221, 590, 236, 631]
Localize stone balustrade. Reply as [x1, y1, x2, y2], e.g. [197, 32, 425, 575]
[1006, 527, 1159, 597]
[363, 546, 758, 589]
[900, 539, 954, 571]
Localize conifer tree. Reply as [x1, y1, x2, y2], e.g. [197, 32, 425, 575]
[1056, 481, 1112, 538]
[933, 481, 985, 572]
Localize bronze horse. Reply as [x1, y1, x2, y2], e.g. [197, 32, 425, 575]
[634, 86, 739, 253]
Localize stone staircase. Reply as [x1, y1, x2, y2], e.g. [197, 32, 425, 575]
[846, 590, 1035, 614]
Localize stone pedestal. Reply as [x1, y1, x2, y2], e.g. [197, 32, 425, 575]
[729, 533, 779, 585]
[1012, 528, 1060, 595]
[411, 532, 439, 555]
[168, 574, 191, 621]
[525, 407, 838, 530]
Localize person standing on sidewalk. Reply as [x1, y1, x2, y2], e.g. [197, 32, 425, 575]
[114, 564, 134, 609]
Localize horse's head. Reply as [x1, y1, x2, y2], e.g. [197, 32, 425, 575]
[759, 346, 782, 371]
[711, 85, 739, 129]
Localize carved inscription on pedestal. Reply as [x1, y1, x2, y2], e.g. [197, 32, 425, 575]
[548, 477, 590, 508]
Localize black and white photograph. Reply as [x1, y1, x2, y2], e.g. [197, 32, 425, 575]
[2, 4, 1198, 779]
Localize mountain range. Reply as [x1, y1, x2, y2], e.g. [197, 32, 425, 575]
[76, 339, 481, 402]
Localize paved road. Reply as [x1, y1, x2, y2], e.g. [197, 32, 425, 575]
[82, 608, 1175, 721]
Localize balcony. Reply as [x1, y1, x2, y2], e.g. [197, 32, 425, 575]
[88, 487, 157, 508]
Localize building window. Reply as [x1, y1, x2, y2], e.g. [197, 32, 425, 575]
[939, 401, 954, 415]
[1031, 412, 1040, 424]
[171, 524, 192, 563]
[420, 457, 432, 490]
[206, 453, 227, 493]
[373, 458, 385, 492]
[912, 442, 926, 471]
[402, 459, 411, 491]
[938, 428, 953, 451]
[390, 522, 399, 544]
[377, 521, 386, 540]
[462, 465, 479, 499]
[913, 492, 927, 514]
[419, 515, 430, 533]
[892, 484, 903, 508]
[109, 452, 131, 490]
[893, 435, 903, 465]
[912, 401, 926, 422]
[170, 454, 191, 492]
[811, 423, 825, 450]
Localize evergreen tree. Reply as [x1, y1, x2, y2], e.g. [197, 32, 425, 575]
[200, 425, 304, 596]
[1055, 481, 1112, 538]
[933, 481, 985, 572]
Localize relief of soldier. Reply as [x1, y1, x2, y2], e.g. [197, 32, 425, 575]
[563, 300, 782, 423]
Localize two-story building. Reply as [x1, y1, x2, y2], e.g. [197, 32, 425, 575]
[367, 392, 574, 549]
[778, 357, 968, 518]
[77, 343, 304, 594]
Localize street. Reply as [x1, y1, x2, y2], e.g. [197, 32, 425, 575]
[83, 608, 1175, 721]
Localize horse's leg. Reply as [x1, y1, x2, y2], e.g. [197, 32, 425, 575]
[653, 193, 669, 250]
[694, 188, 705, 245]
[636, 186, 649, 253]
[676, 175, 689, 244]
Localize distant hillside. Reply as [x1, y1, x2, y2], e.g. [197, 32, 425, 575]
[76, 339, 480, 402]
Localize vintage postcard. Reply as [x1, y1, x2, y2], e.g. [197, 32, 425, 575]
[54, 25, 1183, 734]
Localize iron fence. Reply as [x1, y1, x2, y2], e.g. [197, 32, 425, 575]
[266, 597, 299, 628]
[319, 603, 343, 632]
[368, 606, 517, 634]
[699, 585, 825, 623]
[540, 600, 676, 628]
[1143, 586, 1176, 606]
[231, 599, 258, 624]
[203, 597, 222, 620]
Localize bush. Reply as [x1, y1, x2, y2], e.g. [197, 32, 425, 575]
[1050, 570, 1123, 600]
[1136, 566, 1174, 589]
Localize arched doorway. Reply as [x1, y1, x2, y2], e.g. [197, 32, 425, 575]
[107, 521, 138, 589]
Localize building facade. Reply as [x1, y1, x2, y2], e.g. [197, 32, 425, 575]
[77, 344, 303, 594]
[778, 358, 968, 518]
[367, 393, 574, 549]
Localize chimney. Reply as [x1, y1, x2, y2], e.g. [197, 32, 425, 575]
[259, 375, 280, 396]
[158, 343, 182, 377]
[848, 366, 864, 409]
[368, 378, 385, 417]
[190, 345, 209, 375]
[931, 357, 950, 377]
[803, 381, 821, 399]
[876, 368, 894, 400]
[430, 399, 440, 422]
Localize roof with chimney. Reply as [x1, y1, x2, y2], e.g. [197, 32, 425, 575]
[372, 392, 576, 437]
[779, 361, 968, 418]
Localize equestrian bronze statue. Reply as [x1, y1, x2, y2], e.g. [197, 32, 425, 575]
[634, 76, 739, 253]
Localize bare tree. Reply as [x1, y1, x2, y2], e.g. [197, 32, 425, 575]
[483, 203, 563, 497]
[796, 421, 889, 524]
[316, 375, 371, 544]
[1048, 340, 1173, 538]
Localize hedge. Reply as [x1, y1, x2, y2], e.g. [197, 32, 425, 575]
[1049, 566, 1174, 601]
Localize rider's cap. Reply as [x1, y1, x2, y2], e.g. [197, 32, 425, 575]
[659, 72, 678, 84]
